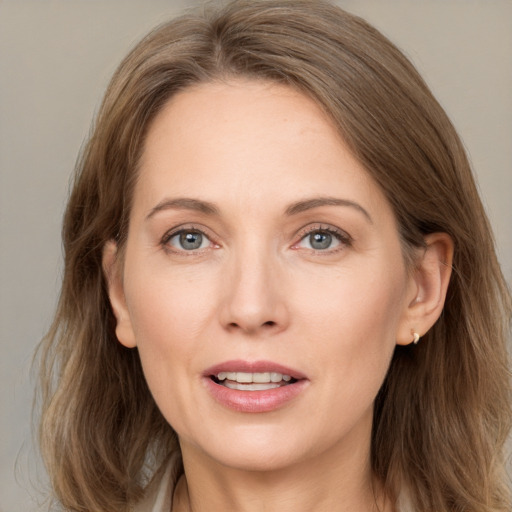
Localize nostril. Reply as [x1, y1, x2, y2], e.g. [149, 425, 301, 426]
[227, 320, 277, 331]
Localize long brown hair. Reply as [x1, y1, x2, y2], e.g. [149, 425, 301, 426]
[37, 1, 511, 510]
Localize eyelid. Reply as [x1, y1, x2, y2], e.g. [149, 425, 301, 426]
[292, 223, 353, 251]
[160, 224, 220, 253]
[159, 222, 352, 254]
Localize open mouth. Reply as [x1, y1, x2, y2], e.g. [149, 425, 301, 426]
[211, 372, 298, 391]
[204, 363, 307, 412]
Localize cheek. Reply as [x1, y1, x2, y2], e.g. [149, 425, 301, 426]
[126, 258, 216, 341]
[295, 261, 406, 402]
[296, 260, 406, 342]
[122, 263, 219, 401]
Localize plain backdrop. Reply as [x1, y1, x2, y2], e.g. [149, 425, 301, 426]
[1, 1, 511, 511]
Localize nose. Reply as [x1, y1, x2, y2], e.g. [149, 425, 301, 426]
[219, 246, 290, 336]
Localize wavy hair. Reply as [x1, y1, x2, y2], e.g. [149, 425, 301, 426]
[37, 1, 511, 510]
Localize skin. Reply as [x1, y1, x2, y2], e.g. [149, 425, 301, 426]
[104, 80, 453, 512]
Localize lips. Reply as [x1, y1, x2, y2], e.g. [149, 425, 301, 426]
[203, 360, 308, 413]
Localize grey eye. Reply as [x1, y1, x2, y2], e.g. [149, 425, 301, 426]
[297, 230, 342, 251]
[180, 232, 203, 250]
[168, 231, 209, 251]
[309, 232, 333, 250]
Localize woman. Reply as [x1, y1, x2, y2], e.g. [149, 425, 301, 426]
[37, 1, 511, 511]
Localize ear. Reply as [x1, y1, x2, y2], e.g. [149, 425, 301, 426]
[396, 233, 454, 346]
[102, 240, 137, 348]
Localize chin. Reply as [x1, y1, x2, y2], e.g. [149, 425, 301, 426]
[211, 444, 307, 473]
[184, 422, 327, 473]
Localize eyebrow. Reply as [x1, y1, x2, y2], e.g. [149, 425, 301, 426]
[285, 197, 373, 223]
[146, 198, 220, 220]
[146, 195, 372, 223]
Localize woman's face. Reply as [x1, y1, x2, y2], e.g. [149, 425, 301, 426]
[112, 80, 417, 472]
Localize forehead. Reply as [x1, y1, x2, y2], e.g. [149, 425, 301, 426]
[141, 79, 344, 166]
[134, 79, 389, 220]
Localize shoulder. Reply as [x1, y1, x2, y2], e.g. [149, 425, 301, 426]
[133, 453, 182, 512]
[396, 487, 415, 512]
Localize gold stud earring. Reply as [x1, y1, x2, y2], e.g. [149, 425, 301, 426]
[412, 332, 420, 344]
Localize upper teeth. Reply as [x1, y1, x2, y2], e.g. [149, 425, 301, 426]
[216, 372, 292, 383]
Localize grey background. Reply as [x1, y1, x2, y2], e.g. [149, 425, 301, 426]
[1, 1, 511, 511]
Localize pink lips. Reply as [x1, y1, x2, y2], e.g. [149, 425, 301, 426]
[203, 360, 308, 413]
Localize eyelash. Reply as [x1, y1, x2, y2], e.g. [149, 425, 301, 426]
[160, 223, 353, 255]
[292, 224, 353, 254]
[161, 225, 219, 255]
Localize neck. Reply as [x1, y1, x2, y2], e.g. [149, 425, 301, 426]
[172, 431, 393, 512]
